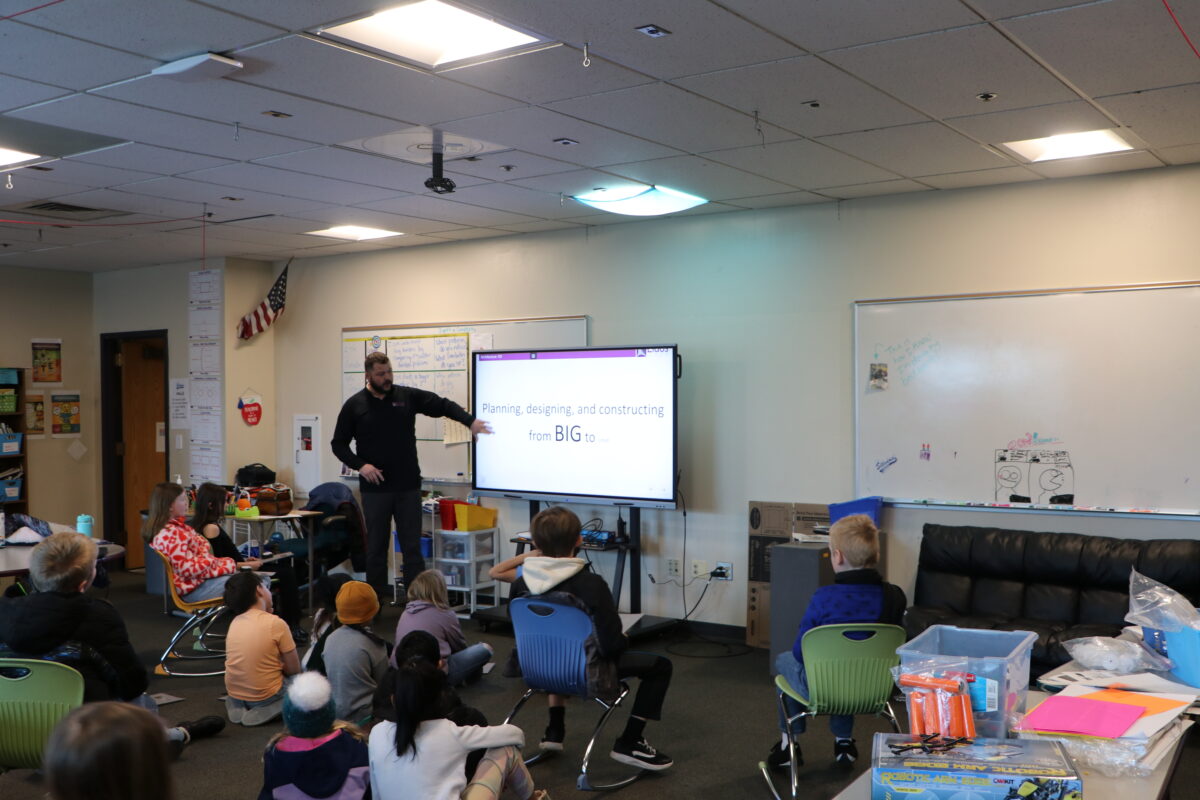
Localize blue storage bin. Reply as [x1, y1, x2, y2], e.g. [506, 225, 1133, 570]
[394, 531, 433, 559]
[0, 478, 21, 500]
[0, 432, 23, 455]
[897, 625, 1037, 739]
[828, 495, 883, 525]
[0, 368, 18, 384]
[1143, 626, 1169, 655]
[1163, 614, 1200, 688]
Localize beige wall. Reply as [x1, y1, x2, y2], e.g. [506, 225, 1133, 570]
[224, 258, 279, 477]
[0, 265, 98, 529]
[268, 163, 1200, 626]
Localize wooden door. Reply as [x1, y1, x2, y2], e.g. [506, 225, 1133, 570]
[120, 338, 166, 567]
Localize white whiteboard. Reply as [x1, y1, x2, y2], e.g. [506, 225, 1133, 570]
[340, 317, 587, 481]
[855, 284, 1200, 511]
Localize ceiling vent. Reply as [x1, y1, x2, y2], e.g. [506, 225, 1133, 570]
[2, 201, 131, 221]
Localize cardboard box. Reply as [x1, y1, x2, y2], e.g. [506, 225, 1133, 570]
[746, 580, 770, 648]
[748, 534, 781, 583]
[748, 501, 792, 538]
[792, 502, 830, 536]
[871, 734, 1081, 800]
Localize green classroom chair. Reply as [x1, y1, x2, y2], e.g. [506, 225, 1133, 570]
[759, 623, 905, 800]
[0, 658, 84, 772]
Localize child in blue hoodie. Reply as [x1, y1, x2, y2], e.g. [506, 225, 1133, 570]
[510, 506, 674, 772]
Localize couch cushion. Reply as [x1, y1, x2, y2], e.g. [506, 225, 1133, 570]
[1137, 540, 1200, 604]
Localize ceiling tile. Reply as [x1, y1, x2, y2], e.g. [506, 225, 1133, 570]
[37, 158, 160, 187]
[49, 187, 227, 220]
[16, 0, 283, 60]
[289, 206, 469, 236]
[821, 180, 935, 200]
[357, 194, 541, 227]
[0, 24, 157, 90]
[492, 219, 586, 233]
[447, 45, 651, 104]
[439, 150, 576, 182]
[818, 122, 1012, 177]
[95, 74, 407, 145]
[10, 95, 313, 161]
[234, 36, 521, 126]
[1158, 144, 1200, 166]
[918, 166, 1044, 190]
[194, 1, 395, 31]
[1026, 150, 1164, 179]
[948, 101, 1114, 144]
[971, 1, 1097, 18]
[603, 154, 798, 200]
[474, 0, 802, 78]
[118, 176, 329, 215]
[70, 143, 236, 175]
[1001, 0, 1200, 97]
[509, 168, 653, 198]
[441, 107, 679, 167]
[676, 57, 926, 137]
[721, 191, 830, 209]
[434, 182, 585, 220]
[722, 0, 983, 51]
[423, 228, 518, 242]
[546, 83, 792, 153]
[0, 74, 72, 112]
[1097, 84, 1200, 150]
[825, 24, 1077, 119]
[255, 147, 440, 192]
[703, 138, 900, 190]
[180, 163, 401, 205]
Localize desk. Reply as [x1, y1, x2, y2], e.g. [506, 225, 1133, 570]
[225, 511, 322, 608]
[0, 541, 126, 578]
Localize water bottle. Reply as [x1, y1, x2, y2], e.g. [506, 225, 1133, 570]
[75, 514, 94, 536]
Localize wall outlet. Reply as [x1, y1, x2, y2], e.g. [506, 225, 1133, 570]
[715, 561, 733, 581]
[692, 559, 709, 578]
[666, 558, 681, 578]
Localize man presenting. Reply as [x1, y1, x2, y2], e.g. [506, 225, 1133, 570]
[332, 352, 491, 598]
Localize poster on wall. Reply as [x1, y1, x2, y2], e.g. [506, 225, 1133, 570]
[50, 390, 81, 437]
[31, 339, 62, 385]
[25, 391, 45, 438]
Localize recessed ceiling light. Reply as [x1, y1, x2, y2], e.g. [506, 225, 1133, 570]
[0, 147, 40, 168]
[552, 138, 579, 146]
[1001, 129, 1134, 162]
[261, 110, 293, 119]
[305, 225, 403, 241]
[221, 196, 244, 202]
[320, 1, 544, 69]
[572, 185, 707, 216]
[635, 24, 672, 38]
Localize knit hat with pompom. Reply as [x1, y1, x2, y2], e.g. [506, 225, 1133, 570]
[282, 671, 336, 739]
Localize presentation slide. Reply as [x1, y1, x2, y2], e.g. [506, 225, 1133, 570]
[473, 346, 677, 507]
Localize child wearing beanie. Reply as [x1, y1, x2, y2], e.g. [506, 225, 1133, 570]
[323, 580, 390, 725]
[260, 672, 369, 800]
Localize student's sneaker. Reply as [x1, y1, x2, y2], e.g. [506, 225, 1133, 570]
[766, 740, 802, 770]
[833, 737, 858, 766]
[178, 715, 226, 743]
[539, 725, 565, 752]
[610, 737, 673, 771]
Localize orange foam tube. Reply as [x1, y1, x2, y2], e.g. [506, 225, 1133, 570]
[899, 673, 962, 692]
[908, 691, 927, 735]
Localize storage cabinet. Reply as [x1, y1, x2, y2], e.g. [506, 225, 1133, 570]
[0, 368, 27, 516]
[433, 527, 497, 617]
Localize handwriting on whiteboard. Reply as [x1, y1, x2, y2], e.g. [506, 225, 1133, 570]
[873, 336, 942, 387]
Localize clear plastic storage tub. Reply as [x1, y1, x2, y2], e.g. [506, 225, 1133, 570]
[897, 625, 1037, 739]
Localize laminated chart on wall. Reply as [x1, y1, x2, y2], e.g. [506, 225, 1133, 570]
[339, 317, 587, 482]
[187, 268, 223, 485]
[854, 284, 1200, 511]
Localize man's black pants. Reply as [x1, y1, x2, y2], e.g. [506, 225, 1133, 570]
[361, 489, 423, 593]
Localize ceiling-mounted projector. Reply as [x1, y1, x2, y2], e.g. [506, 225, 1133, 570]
[424, 149, 456, 194]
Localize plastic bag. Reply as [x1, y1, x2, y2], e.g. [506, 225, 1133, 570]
[1125, 568, 1200, 633]
[892, 659, 978, 738]
[1062, 636, 1172, 673]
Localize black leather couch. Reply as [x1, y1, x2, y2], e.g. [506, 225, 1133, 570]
[905, 524, 1200, 669]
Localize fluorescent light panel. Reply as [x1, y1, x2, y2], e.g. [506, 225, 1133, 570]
[322, 1, 539, 68]
[305, 225, 403, 241]
[1003, 129, 1133, 162]
[573, 185, 708, 216]
[0, 147, 40, 167]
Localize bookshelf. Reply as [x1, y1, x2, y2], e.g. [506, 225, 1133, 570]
[0, 367, 27, 516]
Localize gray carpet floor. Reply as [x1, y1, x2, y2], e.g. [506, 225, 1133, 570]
[3, 570, 1198, 799]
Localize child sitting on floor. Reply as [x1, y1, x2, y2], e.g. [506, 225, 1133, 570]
[260, 671, 370, 800]
[368, 656, 548, 800]
[767, 513, 907, 769]
[393, 569, 493, 686]
[224, 570, 301, 726]
[323, 580, 390, 726]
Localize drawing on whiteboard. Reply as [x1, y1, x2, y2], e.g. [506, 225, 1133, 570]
[995, 449, 1074, 504]
[1007, 431, 1062, 449]
[875, 456, 898, 473]
[919, 443, 931, 461]
[869, 363, 889, 390]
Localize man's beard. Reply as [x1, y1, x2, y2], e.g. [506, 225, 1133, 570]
[369, 376, 392, 394]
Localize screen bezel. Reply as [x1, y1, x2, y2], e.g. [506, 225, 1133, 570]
[471, 344, 678, 509]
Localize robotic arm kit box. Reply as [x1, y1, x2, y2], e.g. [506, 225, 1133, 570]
[871, 734, 1081, 800]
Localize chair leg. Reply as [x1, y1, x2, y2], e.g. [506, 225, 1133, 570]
[194, 606, 228, 653]
[502, 689, 555, 767]
[776, 691, 810, 800]
[882, 701, 901, 733]
[576, 684, 641, 792]
[155, 608, 227, 677]
[758, 759, 784, 800]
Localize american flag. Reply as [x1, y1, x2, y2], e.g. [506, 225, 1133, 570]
[237, 264, 288, 340]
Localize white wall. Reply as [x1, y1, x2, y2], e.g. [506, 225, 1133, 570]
[264, 163, 1200, 627]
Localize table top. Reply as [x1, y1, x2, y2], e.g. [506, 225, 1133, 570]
[224, 509, 322, 522]
[0, 541, 126, 578]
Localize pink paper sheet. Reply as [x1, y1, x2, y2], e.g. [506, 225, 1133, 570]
[1019, 694, 1144, 738]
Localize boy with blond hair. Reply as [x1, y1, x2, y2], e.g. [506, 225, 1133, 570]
[767, 514, 906, 769]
